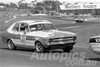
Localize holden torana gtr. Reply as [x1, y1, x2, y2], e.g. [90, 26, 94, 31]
[89, 35, 100, 54]
[0, 20, 77, 52]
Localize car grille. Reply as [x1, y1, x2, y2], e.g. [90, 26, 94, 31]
[52, 36, 76, 42]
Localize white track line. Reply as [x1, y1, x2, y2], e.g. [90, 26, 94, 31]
[61, 26, 83, 29]
[6, 15, 17, 23]
[65, 26, 82, 29]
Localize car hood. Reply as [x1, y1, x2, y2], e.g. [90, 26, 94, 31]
[26, 30, 76, 38]
[91, 35, 100, 38]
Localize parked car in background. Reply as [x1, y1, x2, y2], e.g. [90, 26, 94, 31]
[0, 20, 77, 52]
[75, 17, 84, 23]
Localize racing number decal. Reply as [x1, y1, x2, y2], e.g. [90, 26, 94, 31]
[20, 35, 26, 42]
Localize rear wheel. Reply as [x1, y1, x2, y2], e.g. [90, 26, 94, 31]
[7, 40, 16, 50]
[35, 42, 45, 53]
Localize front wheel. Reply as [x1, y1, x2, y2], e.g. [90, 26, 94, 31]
[63, 46, 73, 53]
[63, 49, 71, 53]
[35, 42, 45, 53]
[7, 40, 16, 50]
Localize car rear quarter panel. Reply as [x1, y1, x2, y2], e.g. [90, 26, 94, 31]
[0, 31, 9, 43]
[0, 31, 20, 43]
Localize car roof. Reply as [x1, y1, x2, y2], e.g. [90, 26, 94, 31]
[15, 20, 51, 25]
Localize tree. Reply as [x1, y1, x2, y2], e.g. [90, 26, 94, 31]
[52, 1, 61, 12]
[18, 3, 28, 9]
[18, 0, 26, 5]
[18, 0, 26, 8]
[35, 2, 46, 11]
[0, 2, 6, 6]
[35, 0, 61, 12]
[9, 2, 18, 8]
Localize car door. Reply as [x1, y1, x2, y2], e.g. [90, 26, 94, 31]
[19, 23, 28, 45]
[12, 22, 23, 45]
[23, 24, 41, 47]
[25, 33, 35, 46]
[19, 23, 35, 46]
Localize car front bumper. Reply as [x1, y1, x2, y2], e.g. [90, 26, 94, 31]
[44, 42, 76, 50]
[89, 43, 100, 53]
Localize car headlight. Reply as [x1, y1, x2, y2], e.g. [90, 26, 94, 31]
[73, 36, 77, 41]
[95, 38, 100, 43]
[49, 38, 53, 43]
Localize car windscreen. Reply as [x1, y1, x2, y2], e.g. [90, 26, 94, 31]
[29, 23, 56, 31]
[43, 24, 56, 30]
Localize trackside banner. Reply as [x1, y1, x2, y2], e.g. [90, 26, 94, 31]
[60, 2, 100, 10]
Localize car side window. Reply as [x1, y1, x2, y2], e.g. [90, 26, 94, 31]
[30, 24, 37, 31]
[37, 24, 44, 30]
[20, 23, 29, 32]
[13, 23, 20, 31]
[30, 24, 44, 31]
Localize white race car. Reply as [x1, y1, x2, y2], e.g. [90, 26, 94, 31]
[0, 20, 77, 52]
[75, 17, 84, 23]
[89, 35, 100, 54]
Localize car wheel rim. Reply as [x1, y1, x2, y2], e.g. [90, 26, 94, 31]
[36, 43, 43, 52]
[8, 41, 13, 49]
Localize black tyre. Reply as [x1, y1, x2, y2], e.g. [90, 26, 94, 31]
[63, 46, 73, 53]
[7, 40, 16, 50]
[35, 42, 45, 53]
[69, 46, 73, 50]
[63, 48, 71, 53]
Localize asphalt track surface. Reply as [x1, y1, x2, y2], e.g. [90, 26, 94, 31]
[1, 16, 100, 67]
